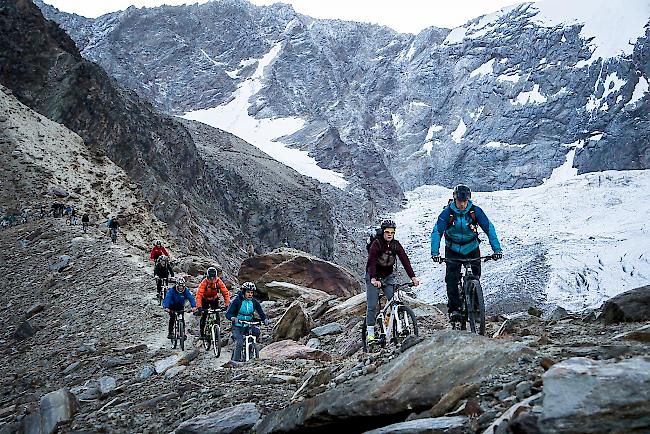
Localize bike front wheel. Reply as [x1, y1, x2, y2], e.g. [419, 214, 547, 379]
[178, 319, 186, 350]
[246, 341, 259, 361]
[211, 324, 221, 357]
[466, 280, 486, 335]
[392, 305, 418, 345]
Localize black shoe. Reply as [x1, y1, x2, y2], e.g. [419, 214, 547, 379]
[449, 311, 461, 321]
[167, 333, 174, 339]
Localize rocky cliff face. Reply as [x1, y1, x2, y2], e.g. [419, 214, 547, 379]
[36, 0, 650, 198]
[0, 0, 352, 273]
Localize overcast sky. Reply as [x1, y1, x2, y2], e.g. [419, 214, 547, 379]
[41, 0, 530, 32]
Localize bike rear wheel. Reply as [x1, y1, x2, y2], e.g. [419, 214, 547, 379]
[211, 324, 221, 357]
[392, 305, 418, 345]
[171, 318, 179, 349]
[466, 280, 486, 335]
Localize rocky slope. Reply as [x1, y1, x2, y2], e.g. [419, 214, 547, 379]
[0, 0, 364, 275]
[36, 0, 650, 198]
[1, 214, 649, 433]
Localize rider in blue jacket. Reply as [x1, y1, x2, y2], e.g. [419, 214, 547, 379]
[226, 282, 268, 361]
[162, 276, 197, 339]
[431, 184, 503, 320]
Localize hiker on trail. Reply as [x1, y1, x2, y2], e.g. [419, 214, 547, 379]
[365, 219, 420, 343]
[430, 184, 502, 321]
[150, 240, 169, 262]
[246, 244, 255, 257]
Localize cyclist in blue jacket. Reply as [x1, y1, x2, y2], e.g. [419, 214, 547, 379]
[431, 184, 503, 320]
[162, 276, 197, 339]
[225, 282, 269, 361]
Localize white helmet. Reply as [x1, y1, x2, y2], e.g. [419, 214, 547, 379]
[175, 276, 186, 293]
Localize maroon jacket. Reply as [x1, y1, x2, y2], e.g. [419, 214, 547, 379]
[366, 238, 415, 279]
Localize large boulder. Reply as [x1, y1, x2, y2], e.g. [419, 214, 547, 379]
[601, 285, 650, 324]
[238, 249, 362, 299]
[264, 281, 331, 302]
[364, 416, 467, 434]
[539, 357, 650, 433]
[257, 331, 532, 433]
[273, 301, 311, 341]
[260, 340, 332, 362]
[23, 388, 80, 434]
[176, 403, 261, 434]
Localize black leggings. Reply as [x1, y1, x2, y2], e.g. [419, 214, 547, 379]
[200, 299, 220, 335]
[445, 247, 481, 312]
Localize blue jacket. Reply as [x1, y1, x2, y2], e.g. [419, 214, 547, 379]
[225, 290, 267, 326]
[162, 286, 196, 310]
[431, 200, 502, 256]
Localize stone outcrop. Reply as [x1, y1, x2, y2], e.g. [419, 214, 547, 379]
[257, 331, 533, 433]
[23, 388, 80, 434]
[539, 357, 650, 433]
[176, 403, 261, 434]
[601, 285, 650, 324]
[272, 301, 311, 341]
[239, 249, 362, 299]
[260, 340, 332, 362]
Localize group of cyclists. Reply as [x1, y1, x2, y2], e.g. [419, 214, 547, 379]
[364, 184, 503, 343]
[151, 183, 502, 357]
[152, 241, 269, 362]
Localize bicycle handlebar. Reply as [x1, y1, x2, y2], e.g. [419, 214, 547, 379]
[438, 255, 495, 264]
[236, 319, 263, 326]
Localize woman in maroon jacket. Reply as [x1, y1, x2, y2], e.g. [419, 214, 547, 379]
[365, 219, 420, 343]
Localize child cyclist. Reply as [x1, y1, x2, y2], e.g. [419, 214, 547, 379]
[162, 276, 197, 339]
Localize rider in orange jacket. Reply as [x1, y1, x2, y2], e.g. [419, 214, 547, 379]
[196, 267, 230, 339]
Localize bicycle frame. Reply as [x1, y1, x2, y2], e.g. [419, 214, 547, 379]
[374, 283, 414, 345]
[237, 319, 262, 361]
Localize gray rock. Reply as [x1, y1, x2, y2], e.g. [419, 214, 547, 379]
[98, 376, 116, 397]
[62, 361, 80, 375]
[257, 331, 532, 433]
[23, 388, 80, 434]
[292, 367, 333, 400]
[13, 320, 36, 340]
[306, 338, 321, 348]
[25, 303, 45, 319]
[154, 349, 198, 374]
[310, 322, 344, 337]
[543, 306, 569, 321]
[176, 402, 261, 434]
[138, 365, 156, 380]
[48, 255, 70, 272]
[363, 416, 467, 434]
[515, 380, 532, 400]
[601, 285, 650, 324]
[75, 380, 100, 400]
[103, 356, 132, 368]
[164, 365, 187, 379]
[48, 187, 69, 198]
[539, 357, 650, 433]
[272, 301, 311, 341]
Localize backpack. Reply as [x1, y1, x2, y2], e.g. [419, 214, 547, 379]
[444, 199, 480, 244]
[366, 228, 397, 268]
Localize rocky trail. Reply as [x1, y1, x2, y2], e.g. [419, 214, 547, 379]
[1, 215, 649, 434]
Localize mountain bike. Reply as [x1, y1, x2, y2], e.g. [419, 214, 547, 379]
[439, 256, 494, 335]
[201, 308, 222, 357]
[235, 319, 263, 361]
[361, 282, 418, 352]
[110, 227, 118, 243]
[156, 276, 169, 306]
[169, 309, 187, 350]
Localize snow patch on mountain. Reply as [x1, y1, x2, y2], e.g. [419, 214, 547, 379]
[451, 119, 467, 143]
[531, 0, 650, 67]
[182, 43, 349, 190]
[511, 84, 547, 105]
[627, 76, 649, 106]
[395, 169, 650, 313]
[470, 58, 495, 78]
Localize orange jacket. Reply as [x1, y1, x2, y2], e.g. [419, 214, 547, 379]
[196, 277, 230, 308]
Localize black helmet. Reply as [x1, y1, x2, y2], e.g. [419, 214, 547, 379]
[380, 219, 396, 230]
[241, 282, 256, 293]
[206, 267, 218, 280]
[453, 184, 471, 201]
